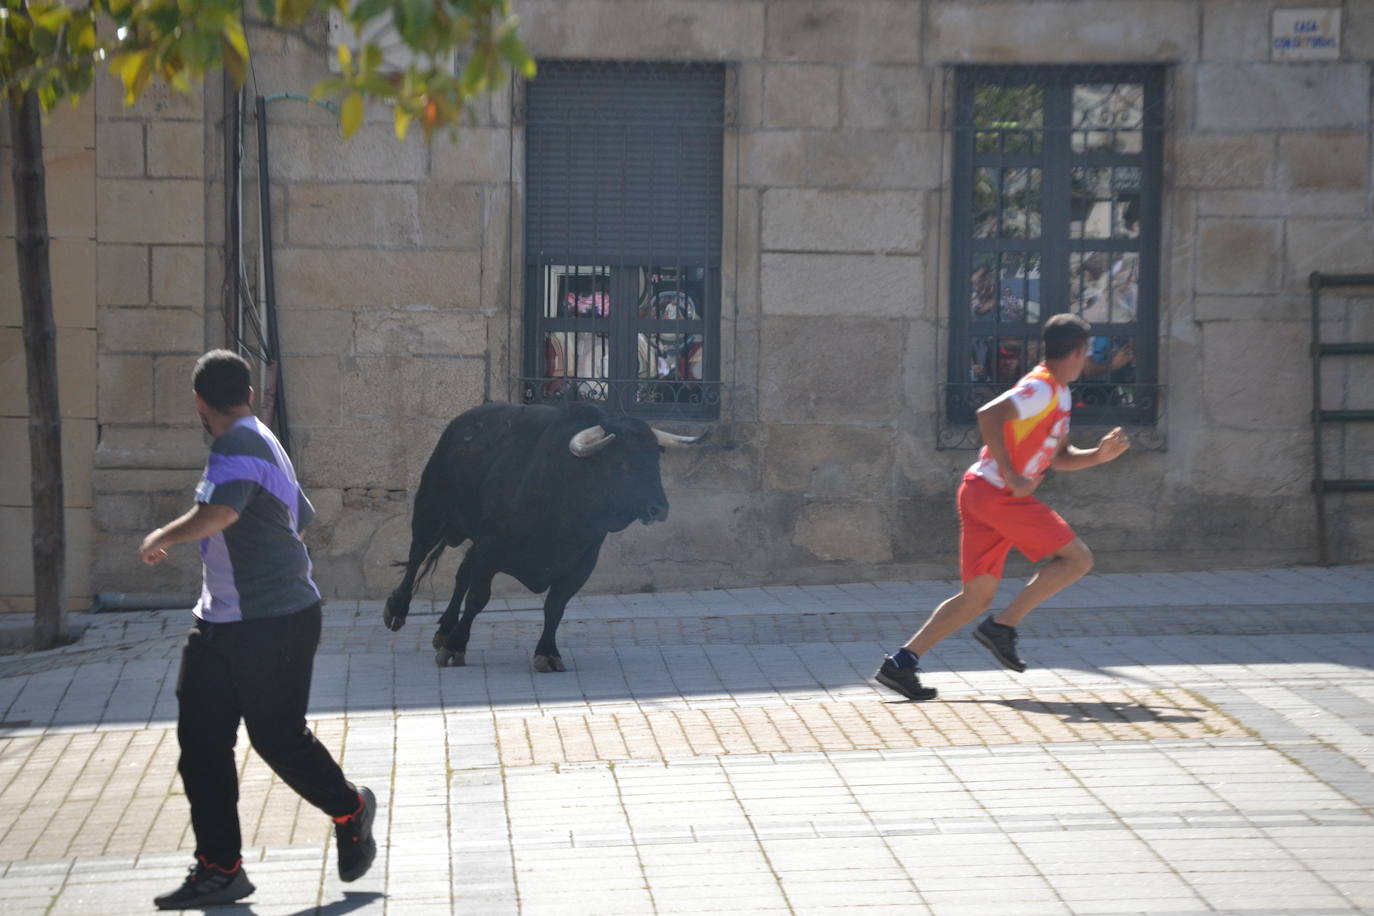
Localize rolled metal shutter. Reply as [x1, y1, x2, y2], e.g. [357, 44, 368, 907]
[524, 61, 725, 269]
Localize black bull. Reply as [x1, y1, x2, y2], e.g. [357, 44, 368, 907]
[383, 402, 705, 671]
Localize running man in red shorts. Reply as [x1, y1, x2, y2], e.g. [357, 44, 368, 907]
[875, 314, 1130, 701]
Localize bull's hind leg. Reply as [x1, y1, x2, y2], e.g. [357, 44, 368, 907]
[436, 547, 495, 668]
[432, 552, 474, 667]
[533, 541, 603, 673]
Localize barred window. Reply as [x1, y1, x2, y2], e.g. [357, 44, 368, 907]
[521, 61, 725, 419]
[947, 65, 1164, 429]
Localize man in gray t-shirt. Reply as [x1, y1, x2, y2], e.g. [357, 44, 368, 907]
[138, 350, 376, 910]
[190, 411, 320, 623]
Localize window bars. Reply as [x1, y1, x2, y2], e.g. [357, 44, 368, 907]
[941, 65, 1167, 449]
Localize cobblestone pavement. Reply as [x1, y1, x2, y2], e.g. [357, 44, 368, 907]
[1, 566, 1372, 914]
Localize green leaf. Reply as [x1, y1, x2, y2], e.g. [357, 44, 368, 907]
[309, 76, 345, 102]
[459, 49, 485, 94]
[340, 90, 363, 137]
[70, 15, 97, 54]
[275, 0, 313, 25]
[349, 0, 390, 25]
[113, 48, 150, 104]
[398, 0, 429, 42]
[335, 40, 352, 73]
[31, 7, 70, 34]
[452, 13, 470, 45]
[497, 25, 534, 78]
[360, 73, 393, 95]
[222, 36, 246, 87]
[393, 103, 411, 140]
[222, 18, 248, 62]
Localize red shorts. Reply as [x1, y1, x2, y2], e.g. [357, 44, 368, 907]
[958, 473, 1077, 582]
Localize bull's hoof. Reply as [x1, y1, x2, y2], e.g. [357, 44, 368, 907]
[435, 648, 466, 667]
[432, 631, 446, 650]
[383, 608, 407, 632]
[532, 654, 566, 673]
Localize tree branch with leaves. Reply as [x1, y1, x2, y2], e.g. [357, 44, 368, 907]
[3, 0, 535, 134]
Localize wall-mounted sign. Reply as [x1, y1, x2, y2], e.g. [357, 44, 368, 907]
[1272, 8, 1342, 61]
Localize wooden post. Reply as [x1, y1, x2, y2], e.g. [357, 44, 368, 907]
[8, 89, 68, 650]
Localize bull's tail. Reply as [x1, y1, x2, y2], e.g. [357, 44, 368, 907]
[384, 425, 456, 628]
[409, 538, 447, 597]
[385, 512, 446, 628]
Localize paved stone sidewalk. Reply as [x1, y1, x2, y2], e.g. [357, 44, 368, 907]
[1, 565, 1372, 914]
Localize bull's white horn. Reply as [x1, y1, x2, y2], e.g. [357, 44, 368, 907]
[652, 428, 710, 449]
[569, 425, 616, 457]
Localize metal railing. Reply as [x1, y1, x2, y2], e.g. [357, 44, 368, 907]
[1309, 271, 1374, 565]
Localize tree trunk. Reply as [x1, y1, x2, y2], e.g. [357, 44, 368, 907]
[7, 90, 68, 651]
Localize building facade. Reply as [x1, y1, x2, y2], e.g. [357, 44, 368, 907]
[3, 0, 1372, 611]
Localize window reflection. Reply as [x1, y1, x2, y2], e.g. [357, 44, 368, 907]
[973, 84, 1044, 154]
[970, 254, 1041, 324]
[970, 336, 1043, 384]
[1000, 168, 1042, 239]
[543, 331, 610, 399]
[545, 265, 612, 319]
[1071, 167, 1141, 240]
[1071, 83, 1144, 153]
[1071, 251, 1139, 324]
[1078, 335, 1138, 407]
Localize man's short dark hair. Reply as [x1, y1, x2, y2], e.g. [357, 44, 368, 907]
[193, 350, 252, 411]
[1042, 314, 1091, 359]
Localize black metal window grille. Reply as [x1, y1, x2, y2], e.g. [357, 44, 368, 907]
[944, 65, 1165, 441]
[521, 60, 725, 419]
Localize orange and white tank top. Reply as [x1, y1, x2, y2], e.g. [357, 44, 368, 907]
[969, 364, 1072, 490]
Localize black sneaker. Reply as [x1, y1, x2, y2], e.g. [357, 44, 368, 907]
[873, 656, 939, 701]
[154, 858, 255, 909]
[974, 616, 1027, 672]
[334, 786, 377, 882]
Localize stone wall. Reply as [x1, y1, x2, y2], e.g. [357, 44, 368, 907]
[84, 74, 214, 603]
[4, 0, 1372, 612]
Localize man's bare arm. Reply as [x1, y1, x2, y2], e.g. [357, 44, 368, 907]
[1050, 427, 1131, 472]
[139, 503, 240, 565]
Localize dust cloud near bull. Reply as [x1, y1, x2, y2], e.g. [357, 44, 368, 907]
[383, 402, 704, 671]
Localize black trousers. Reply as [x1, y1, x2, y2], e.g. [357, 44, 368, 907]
[176, 603, 358, 868]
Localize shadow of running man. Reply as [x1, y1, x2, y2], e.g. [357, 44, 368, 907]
[221, 890, 385, 916]
[949, 696, 1207, 725]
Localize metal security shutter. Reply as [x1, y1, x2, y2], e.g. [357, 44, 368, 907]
[525, 61, 725, 268]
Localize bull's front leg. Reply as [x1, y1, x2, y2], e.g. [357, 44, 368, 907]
[533, 541, 602, 673]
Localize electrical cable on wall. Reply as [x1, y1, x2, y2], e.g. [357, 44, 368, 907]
[220, 12, 342, 461]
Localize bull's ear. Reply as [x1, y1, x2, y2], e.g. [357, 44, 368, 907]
[569, 425, 616, 457]
[652, 428, 710, 449]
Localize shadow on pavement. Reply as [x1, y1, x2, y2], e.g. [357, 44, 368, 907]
[233, 891, 384, 915]
[949, 696, 1209, 725]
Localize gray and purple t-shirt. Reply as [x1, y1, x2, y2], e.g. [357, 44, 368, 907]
[193, 416, 320, 622]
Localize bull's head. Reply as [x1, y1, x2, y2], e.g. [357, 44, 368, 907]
[567, 419, 708, 529]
